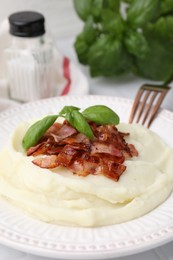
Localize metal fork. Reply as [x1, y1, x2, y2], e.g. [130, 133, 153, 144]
[128, 81, 171, 128]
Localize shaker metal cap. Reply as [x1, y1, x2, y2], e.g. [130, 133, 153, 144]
[9, 11, 45, 37]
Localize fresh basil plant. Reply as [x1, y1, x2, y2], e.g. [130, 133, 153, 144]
[73, 0, 173, 82]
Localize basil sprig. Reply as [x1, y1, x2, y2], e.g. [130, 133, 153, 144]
[22, 105, 120, 150]
[59, 106, 94, 139]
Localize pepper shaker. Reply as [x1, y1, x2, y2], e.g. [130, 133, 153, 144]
[5, 11, 56, 102]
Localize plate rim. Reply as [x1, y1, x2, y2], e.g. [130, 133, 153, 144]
[0, 95, 173, 120]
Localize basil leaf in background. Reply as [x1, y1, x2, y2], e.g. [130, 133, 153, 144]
[98, 39, 132, 76]
[127, 0, 160, 28]
[134, 33, 173, 81]
[74, 32, 89, 65]
[91, 0, 121, 23]
[147, 16, 173, 40]
[124, 30, 149, 58]
[82, 105, 120, 125]
[70, 110, 94, 140]
[73, 0, 92, 21]
[83, 16, 97, 45]
[22, 115, 58, 150]
[123, 0, 134, 3]
[101, 10, 124, 37]
[73, 0, 173, 82]
[91, 0, 104, 22]
[59, 106, 80, 116]
[161, 0, 173, 14]
[103, 0, 120, 12]
[88, 35, 132, 77]
[87, 35, 109, 77]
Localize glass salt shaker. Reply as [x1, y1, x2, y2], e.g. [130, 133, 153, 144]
[5, 11, 56, 102]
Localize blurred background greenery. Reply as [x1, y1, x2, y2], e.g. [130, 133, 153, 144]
[73, 0, 173, 82]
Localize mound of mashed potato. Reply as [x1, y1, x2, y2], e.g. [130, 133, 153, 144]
[0, 121, 173, 227]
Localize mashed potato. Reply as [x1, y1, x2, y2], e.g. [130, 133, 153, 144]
[0, 121, 173, 227]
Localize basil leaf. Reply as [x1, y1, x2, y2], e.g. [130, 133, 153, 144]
[124, 30, 149, 58]
[73, 0, 92, 21]
[161, 0, 173, 14]
[22, 115, 58, 150]
[82, 105, 120, 125]
[127, 0, 160, 28]
[88, 35, 132, 77]
[91, 0, 104, 22]
[59, 106, 80, 116]
[70, 110, 94, 140]
[103, 0, 120, 12]
[74, 32, 90, 65]
[83, 16, 97, 45]
[101, 10, 124, 37]
[147, 16, 173, 40]
[134, 31, 173, 81]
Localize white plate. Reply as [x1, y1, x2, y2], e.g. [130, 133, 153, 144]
[0, 95, 173, 260]
[0, 98, 20, 112]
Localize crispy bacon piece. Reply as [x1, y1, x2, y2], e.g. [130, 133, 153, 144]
[51, 124, 77, 142]
[68, 153, 100, 176]
[91, 142, 123, 157]
[33, 146, 78, 168]
[128, 144, 139, 157]
[27, 142, 45, 156]
[62, 133, 89, 145]
[33, 155, 58, 168]
[46, 122, 62, 134]
[55, 145, 79, 166]
[68, 153, 126, 181]
[27, 121, 138, 181]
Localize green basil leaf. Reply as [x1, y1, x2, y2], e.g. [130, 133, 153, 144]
[147, 16, 173, 40]
[73, 0, 92, 21]
[102, 0, 120, 11]
[87, 35, 109, 77]
[59, 106, 80, 116]
[82, 105, 120, 125]
[101, 10, 124, 37]
[161, 0, 173, 14]
[91, 0, 103, 22]
[83, 16, 97, 45]
[74, 32, 90, 65]
[22, 115, 58, 150]
[88, 36, 132, 77]
[124, 30, 149, 58]
[134, 32, 173, 81]
[127, 0, 160, 28]
[70, 110, 94, 140]
[123, 0, 134, 3]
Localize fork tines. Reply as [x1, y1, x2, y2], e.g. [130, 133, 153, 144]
[129, 84, 170, 128]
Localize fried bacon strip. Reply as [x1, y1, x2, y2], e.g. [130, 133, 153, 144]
[28, 121, 138, 181]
